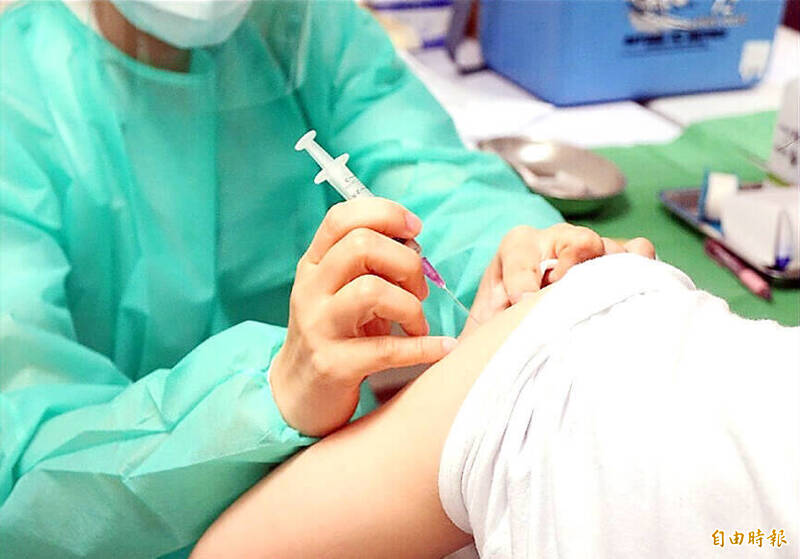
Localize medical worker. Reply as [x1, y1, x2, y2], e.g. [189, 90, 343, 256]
[0, 0, 566, 556]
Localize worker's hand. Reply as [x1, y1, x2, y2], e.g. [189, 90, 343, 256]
[600, 236, 657, 259]
[271, 198, 457, 437]
[463, 224, 655, 336]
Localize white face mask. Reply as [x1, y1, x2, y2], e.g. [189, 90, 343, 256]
[111, 0, 253, 49]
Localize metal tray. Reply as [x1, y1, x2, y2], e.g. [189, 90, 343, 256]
[477, 137, 625, 217]
[659, 186, 800, 282]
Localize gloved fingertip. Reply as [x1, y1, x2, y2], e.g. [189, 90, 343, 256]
[405, 213, 422, 235]
[441, 337, 458, 352]
[547, 266, 567, 284]
[509, 288, 538, 304]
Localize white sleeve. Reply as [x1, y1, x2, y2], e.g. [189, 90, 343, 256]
[438, 254, 799, 558]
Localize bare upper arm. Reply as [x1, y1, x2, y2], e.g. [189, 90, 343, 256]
[192, 292, 544, 559]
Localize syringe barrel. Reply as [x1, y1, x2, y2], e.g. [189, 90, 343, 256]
[296, 129, 373, 200]
[335, 173, 373, 200]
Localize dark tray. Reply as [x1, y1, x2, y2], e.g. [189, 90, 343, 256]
[659, 186, 799, 282]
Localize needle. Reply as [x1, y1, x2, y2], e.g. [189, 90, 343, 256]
[441, 284, 480, 326]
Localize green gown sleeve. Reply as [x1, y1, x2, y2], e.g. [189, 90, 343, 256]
[0, 170, 377, 557]
[297, 2, 563, 335]
[0, 158, 377, 557]
[0, 16, 374, 558]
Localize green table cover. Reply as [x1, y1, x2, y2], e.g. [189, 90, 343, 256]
[577, 111, 798, 327]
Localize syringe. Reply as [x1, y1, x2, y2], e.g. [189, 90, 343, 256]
[295, 130, 472, 319]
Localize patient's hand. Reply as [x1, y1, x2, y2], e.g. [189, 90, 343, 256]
[462, 224, 654, 337]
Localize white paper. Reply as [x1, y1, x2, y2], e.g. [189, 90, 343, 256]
[516, 102, 682, 148]
[404, 44, 681, 147]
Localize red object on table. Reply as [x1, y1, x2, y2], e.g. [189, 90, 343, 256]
[783, 0, 799, 31]
[704, 238, 772, 301]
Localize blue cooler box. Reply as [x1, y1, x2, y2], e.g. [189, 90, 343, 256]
[480, 0, 786, 106]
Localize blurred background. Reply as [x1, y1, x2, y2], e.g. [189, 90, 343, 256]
[363, 0, 799, 328]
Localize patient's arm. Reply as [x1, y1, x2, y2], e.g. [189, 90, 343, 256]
[192, 290, 545, 559]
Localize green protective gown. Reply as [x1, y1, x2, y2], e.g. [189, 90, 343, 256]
[0, 0, 562, 556]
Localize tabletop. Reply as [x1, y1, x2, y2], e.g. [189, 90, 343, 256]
[402, 27, 799, 326]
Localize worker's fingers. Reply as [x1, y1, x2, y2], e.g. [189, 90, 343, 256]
[330, 275, 429, 337]
[362, 317, 392, 337]
[305, 198, 422, 264]
[462, 253, 508, 338]
[601, 237, 627, 255]
[475, 253, 508, 314]
[499, 226, 545, 304]
[318, 227, 428, 299]
[333, 334, 457, 380]
[623, 237, 657, 259]
[547, 225, 605, 283]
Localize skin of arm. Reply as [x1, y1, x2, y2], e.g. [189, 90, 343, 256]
[192, 291, 545, 559]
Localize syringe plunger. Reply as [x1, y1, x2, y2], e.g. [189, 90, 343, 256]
[295, 129, 370, 200]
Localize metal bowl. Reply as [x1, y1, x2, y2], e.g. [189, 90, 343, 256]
[477, 137, 626, 216]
